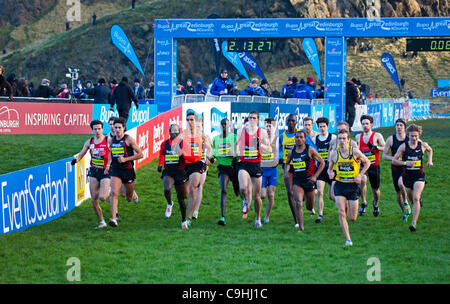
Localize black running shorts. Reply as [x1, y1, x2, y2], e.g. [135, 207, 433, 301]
[238, 161, 262, 178]
[110, 167, 136, 184]
[334, 181, 360, 201]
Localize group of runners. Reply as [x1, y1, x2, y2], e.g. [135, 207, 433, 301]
[73, 110, 433, 246]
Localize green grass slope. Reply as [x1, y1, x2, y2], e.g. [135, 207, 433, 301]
[0, 119, 449, 283]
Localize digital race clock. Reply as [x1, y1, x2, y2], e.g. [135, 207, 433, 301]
[227, 39, 274, 52]
[406, 38, 450, 52]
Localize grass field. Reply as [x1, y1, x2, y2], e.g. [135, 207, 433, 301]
[0, 119, 449, 284]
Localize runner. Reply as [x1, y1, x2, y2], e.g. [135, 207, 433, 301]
[356, 115, 385, 217]
[260, 118, 279, 223]
[212, 118, 239, 226]
[279, 114, 300, 227]
[157, 123, 189, 229]
[328, 121, 359, 203]
[105, 117, 143, 227]
[392, 124, 433, 232]
[181, 112, 210, 227]
[303, 116, 320, 139]
[71, 120, 110, 229]
[285, 130, 325, 231]
[312, 117, 336, 223]
[235, 111, 271, 228]
[328, 129, 371, 246]
[192, 118, 213, 220]
[382, 118, 411, 222]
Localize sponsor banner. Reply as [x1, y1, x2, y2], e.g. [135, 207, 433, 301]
[135, 106, 182, 170]
[381, 53, 401, 91]
[269, 104, 310, 133]
[302, 38, 322, 80]
[437, 79, 450, 88]
[111, 24, 145, 76]
[402, 102, 410, 122]
[367, 103, 382, 129]
[230, 103, 270, 133]
[0, 158, 76, 234]
[430, 88, 450, 98]
[381, 102, 395, 128]
[310, 104, 337, 133]
[182, 102, 231, 138]
[0, 102, 92, 134]
[393, 103, 404, 123]
[408, 99, 430, 119]
[222, 41, 250, 82]
[351, 104, 368, 132]
[92, 104, 157, 135]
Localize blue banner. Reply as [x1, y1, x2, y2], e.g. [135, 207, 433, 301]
[238, 52, 266, 80]
[367, 103, 382, 129]
[430, 88, 450, 98]
[381, 102, 395, 127]
[0, 158, 76, 234]
[92, 104, 157, 134]
[111, 24, 145, 76]
[381, 53, 401, 91]
[269, 104, 310, 132]
[437, 79, 450, 88]
[310, 104, 337, 133]
[408, 99, 430, 118]
[221, 41, 250, 82]
[230, 103, 270, 133]
[302, 38, 322, 81]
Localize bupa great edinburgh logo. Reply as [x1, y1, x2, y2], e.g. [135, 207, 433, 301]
[221, 21, 278, 33]
[0, 106, 20, 132]
[158, 21, 214, 33]
[415, 20, 450, 31]
[286, 21, 343, 32]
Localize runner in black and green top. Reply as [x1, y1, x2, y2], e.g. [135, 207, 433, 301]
[212, 118, 239, 226]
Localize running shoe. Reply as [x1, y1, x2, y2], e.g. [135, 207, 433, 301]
[315, 215, 324, 223]
[193, 210, 199, 220]
[165, 201, 173, 218]
[403, 202, 411, 215]
[218, 217, 226, 226]
[402, 214, 408, 223]
[181, 221, 189, 230]
[294, 223, 299, 229]
[187, 218, 192, 227]
[255, 219, 262, 228]
[95, 221, 107, 229]
[345, 240, 353, 246]
[108, 219, 118, 227]
[409, 225, 416, 232]
[116, 213, 121, 221]
[264, 218, 270, 224]
[310, 209, 316, 216]
[132, 192, 139, 204]
[242, 213, 248, 219]
[242, 199, 248, 214]
[359, 202, 367, 216]
[373, 201, 379, 217]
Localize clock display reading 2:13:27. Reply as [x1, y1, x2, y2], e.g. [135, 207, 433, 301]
[227, 39, 273, 52]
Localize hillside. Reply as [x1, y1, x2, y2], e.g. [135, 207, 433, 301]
[0, 0, 449, 100]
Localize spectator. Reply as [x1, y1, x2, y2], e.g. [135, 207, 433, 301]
[345, 78, 359, 128]
[33, 78, 56, 98]
[66, 20, 70, 31]
[270, 86, 281, 98]
[408, 91, 414, 99]
[132, 78, 145, 100]
[145, 81, 154, 99]
[184, 78, 195, 94]
[17, 77, 29, 97]
[57, 84, 71, 98]
[6, 73, 18, 96]
[109, 76, 138, 124]
[402, 51, 408, 59]
[374, 93, 379, 98]
[0, 65, 13, 100]
[400, 78, 406, 92]
[210, 68, 233, 96]
[72, 80, 86, 99]
[84, 80, 94, 99]
[28, 82, 34, 96]
[194, 78, 207, 95]
[260, 79, 271, 97]
[176, 83, 185, 95]
[2, 49, 5, 55]
[132, 0, 136, 9]
[92, 13, 96, 25]
[381, 90, 391, 98]
[110, 79, 118, 93]
[83, 78, 111, 104]
[316, 80, 325, 99]
[244, 78, 265, 96]
[281, 76, 296, 98]
[293, 76, 316, 100]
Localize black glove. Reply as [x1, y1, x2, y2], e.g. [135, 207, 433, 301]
[279, 158, 284, 165]
[71, 158, 76, 166]
[209, 157, 216, 164]
[367, 142, 377, 150]
[157, 165, 162, 173]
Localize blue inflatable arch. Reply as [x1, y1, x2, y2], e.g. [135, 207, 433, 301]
[153, 17, 450, 120]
